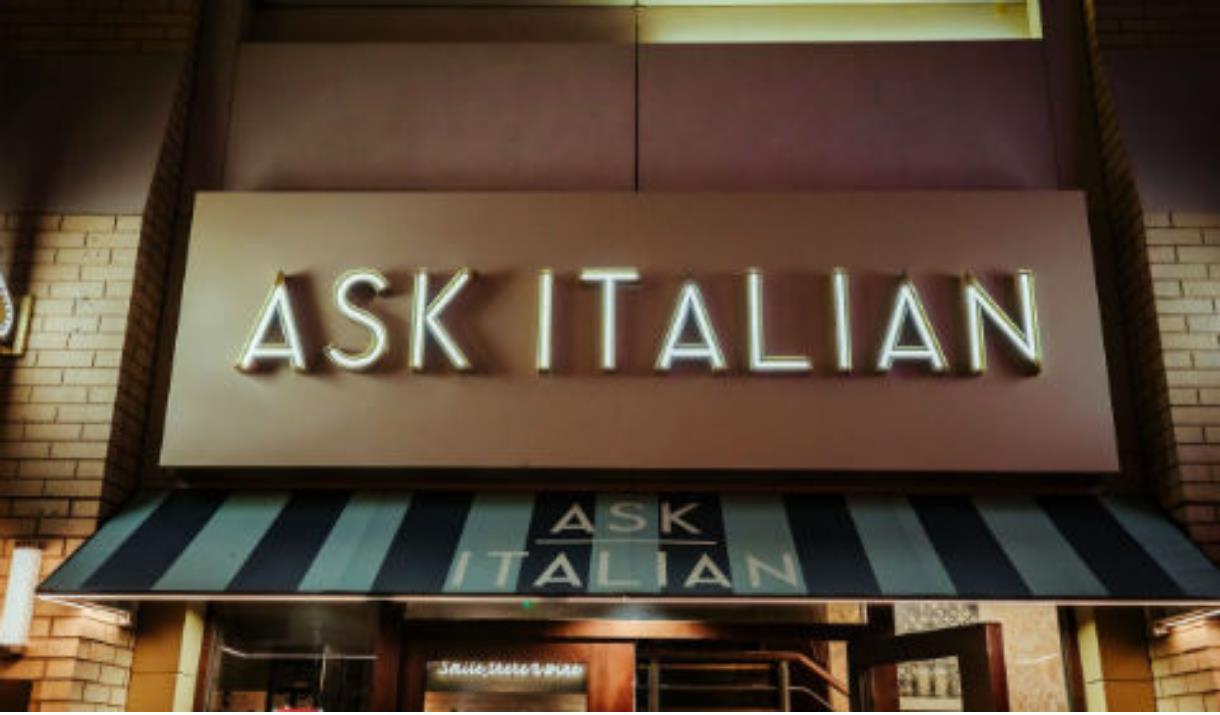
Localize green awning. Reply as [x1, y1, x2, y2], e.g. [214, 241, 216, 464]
[40, 490, 1220, 603]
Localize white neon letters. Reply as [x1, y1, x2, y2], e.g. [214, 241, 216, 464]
[236, 268, 1043, 376]
[963, 271, 1042, 374]
[536, 269, 554, 373]
[831, 268, 852, 373]
[579, 267, 640, 372]
[876, 277, 948, 373]
[236, 272, 308, 372]
[656, 280, 727, 372]
[411, 268, 474, 371]
[746, 269, 811, 373]
[324, 269, 390, 371]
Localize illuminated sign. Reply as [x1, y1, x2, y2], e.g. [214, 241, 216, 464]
[162, 192, 1116, 471]
[425, 660, 587, 697]
[444, 497, 778, 592]
[235, 268, 1042, 376]
[431, 661, 586, 680]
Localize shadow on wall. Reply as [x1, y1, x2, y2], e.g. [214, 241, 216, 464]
[1104, 47, 1220, 213]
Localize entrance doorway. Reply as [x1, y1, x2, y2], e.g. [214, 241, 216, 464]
[386, 603, 1016, 711]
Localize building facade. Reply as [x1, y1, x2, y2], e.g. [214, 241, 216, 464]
[0, 0, 1217, 711]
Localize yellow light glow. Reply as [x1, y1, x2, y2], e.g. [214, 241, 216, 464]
[638, 2, 1040, 43]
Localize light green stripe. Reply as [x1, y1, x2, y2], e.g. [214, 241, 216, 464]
[721, 495, 805, 595]
[975, 496, 1107, 597]
[590, 494, 659, 594]
[1103, 497, 1220, 598]
[848, 496, 955, 596]
[444, 493, 534, 593]
[154, 492, 291, 592]
[41, 491, 168, 593]
[298, 492, 411, 593]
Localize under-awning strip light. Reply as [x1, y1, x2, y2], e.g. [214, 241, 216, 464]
[1152, 608, 1220, 636]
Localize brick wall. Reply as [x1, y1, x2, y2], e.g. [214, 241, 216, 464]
[0, 213, 145, 710]
[1145, 210, 1220, 713]
[1148, 210, 1220, 558]
[0, 0, 199, 709]
[0, 212, 148, 710]
[1087, 1, 1220, 711]
[1151, 618, 1220, 711]
[1083, 0, 1184, 533]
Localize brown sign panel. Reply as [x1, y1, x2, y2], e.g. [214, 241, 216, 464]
[162, 192, 1117, 472]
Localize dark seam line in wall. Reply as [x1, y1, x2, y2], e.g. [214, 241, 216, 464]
[218, 15, 244, 191]
[634, 6, 641, 192]
[1037, 0, 1067, 188]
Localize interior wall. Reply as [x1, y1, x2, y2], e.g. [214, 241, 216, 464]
[0, 56, 182, 214]
[221, 40, 1062, 192]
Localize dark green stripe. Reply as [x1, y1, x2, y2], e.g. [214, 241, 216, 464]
[298, 492, 411, 593]
[445, 493, 534, 593]
[722, 494, 805, 595]
[848, 496, 955, 596]
[40, 492, 167, 593]
[1103, 497, 1220, 599]
[154, 492, 290, 592]
[373, 492, 472, 594]
[589, 494, 660, 594]
[784, 495, 880, 597]
[1041, 496, 1183, 598]
[975, 496, 1106, 597]
[83, 490, 227, 593]
[228, 491, 349, 593]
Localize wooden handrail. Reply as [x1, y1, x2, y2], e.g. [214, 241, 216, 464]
[644, 648, 850, 697]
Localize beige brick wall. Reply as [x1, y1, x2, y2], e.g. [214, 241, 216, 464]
[0, 214, 143, 513]
[1151, 618, 1220, 711]
[1084, 3, 1220, 710]
[1148, 211, 1220, 560]
[1146, 211, 1220, 713]
[0, 207, 190, 711]
[0, 213, 145, 710]
[0, 0, 199, 707]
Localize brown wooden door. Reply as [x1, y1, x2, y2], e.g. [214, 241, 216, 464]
[403, 640, 636, 711]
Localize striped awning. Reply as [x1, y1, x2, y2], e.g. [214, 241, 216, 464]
[40, 490, 1220, 603]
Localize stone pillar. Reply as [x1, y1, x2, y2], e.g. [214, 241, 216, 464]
[1076, 607, 1156, 711]
[127, 603, 206, 712]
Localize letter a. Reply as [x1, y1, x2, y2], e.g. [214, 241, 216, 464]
[236, 271, 307, 372]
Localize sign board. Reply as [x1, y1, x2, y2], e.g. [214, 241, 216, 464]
[162, 192, 1117, 472]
